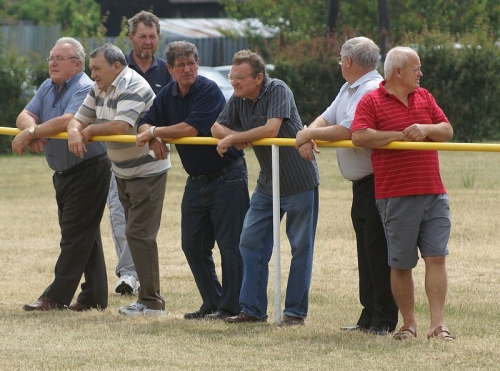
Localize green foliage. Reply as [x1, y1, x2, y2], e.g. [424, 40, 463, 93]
[267, 35, 348, 125]
[218, 0, 330, 42]
[400, 28, 500, 142]
[337, 0, 500, 44]
[0, 41, 46, 153]
[0, 0, 104, 37]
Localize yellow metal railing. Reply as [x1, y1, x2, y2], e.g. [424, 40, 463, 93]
[2, 126, 500, 151]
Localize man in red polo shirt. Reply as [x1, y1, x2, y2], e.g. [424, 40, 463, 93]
[351, 46, 455, 341]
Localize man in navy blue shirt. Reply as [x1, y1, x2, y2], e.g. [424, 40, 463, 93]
[136, 41, 250, 320]
[109, 11, 174, 296]
[125, 11, 172, 94]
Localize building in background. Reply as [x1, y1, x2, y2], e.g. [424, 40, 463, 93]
[96, 0, 224, 36]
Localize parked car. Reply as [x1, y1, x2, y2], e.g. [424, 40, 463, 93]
[197, 66, 234, 102]
[213, 64, 275, 79]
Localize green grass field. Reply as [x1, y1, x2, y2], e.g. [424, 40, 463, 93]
[1, 147, 500, 370]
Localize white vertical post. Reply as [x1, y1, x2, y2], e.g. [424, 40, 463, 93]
[272, 144, 281, 324]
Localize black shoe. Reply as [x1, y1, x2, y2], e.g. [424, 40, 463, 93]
[184, 309, 215, 320]
[368, 326, 390, 336]
[204, 309, 233, 320]
[340, 325, 369, 332]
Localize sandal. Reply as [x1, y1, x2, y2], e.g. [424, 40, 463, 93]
[427, 325, 455, 341]
[393, 324, 417, 340]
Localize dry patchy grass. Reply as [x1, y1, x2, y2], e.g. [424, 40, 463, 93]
[0, 148, 500, 370]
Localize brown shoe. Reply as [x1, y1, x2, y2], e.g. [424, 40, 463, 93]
[68, 302, 92, 312]
[281, 315, 305, 326]
[23, 296, 66, 311]
[224, 312, 266, 324]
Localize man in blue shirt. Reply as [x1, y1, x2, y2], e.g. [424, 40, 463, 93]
[12, 37, 110, 312]
[109, 11, 173, 295]
[136, 41, 250, 320]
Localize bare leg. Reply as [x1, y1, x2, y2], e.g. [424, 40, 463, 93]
[391, 267, 416, 329]
[423, 256, 447, 336]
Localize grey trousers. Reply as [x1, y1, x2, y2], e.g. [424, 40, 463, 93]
[115, 172, 168, 310]
[107, 172, 137, 279]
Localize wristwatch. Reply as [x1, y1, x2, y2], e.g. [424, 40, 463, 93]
[149, 126, 156, 138]
[28, 126, 37, 139]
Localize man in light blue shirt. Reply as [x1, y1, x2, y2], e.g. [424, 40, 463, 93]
[295, 37, 398, 335]
[12, 37, 111, 312]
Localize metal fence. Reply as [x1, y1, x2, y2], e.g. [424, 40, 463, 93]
[1, 24, 60, 58]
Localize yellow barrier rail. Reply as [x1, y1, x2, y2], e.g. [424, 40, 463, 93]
[2, 126, 500, 152]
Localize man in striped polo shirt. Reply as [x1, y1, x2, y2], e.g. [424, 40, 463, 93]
[351, 46, 455, 341]
[212, 50, 320, 326]
[67, 43, 170, 316]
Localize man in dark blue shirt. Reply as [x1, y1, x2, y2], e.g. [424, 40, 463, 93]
[109, 11, 174, 296]
[136, 41, 249, 320]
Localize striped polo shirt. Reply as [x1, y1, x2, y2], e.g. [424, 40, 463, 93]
[351, 81, 450, 199]
[75, 66, 170, 179]
[216, 77, 319, 197]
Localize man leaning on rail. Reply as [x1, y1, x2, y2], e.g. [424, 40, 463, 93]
[12, 37, 111, 312]
[351, 46, 455, 341]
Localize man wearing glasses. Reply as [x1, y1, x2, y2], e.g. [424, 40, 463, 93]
[12, 37, 111, 312]
[295, 37, 398, 335]
[136, 41, 250, 320]
[212, 50, 320, 326]
[137, 41, 249, 320]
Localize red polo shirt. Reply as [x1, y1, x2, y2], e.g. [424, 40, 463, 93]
[351, 81, 450, 199]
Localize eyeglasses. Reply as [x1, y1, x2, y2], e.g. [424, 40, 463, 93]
[403, 67, 422, 73]
[336, 56, 345, 65]
[227, 73, 252, 83]
[47, 56, 78, 63]
[173, 61, 197, 70]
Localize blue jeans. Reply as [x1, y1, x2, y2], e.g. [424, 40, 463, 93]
[239, 187, 319, 319]
[181, 165, 250, 314]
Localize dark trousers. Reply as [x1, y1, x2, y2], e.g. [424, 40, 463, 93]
[181, 165, 249, 315]
[351, 174, 398, 331]
[43, 157, 111, 308]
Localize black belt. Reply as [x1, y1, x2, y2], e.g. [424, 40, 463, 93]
[56, 153, 108, 177]
[352, 173, 374, 185]
[190, 157, 246, 183]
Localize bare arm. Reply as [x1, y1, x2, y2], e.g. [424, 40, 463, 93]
[136, 122, 198, 160]
[12, 110, 77, 155]
[403, 122, 453, 142]
[213, 118, 283, 157]
[351, 128, 408, 149]
[295, 116, 351, 160]
[211, 122, 238, 139]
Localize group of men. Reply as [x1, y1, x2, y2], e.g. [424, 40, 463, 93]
[11, 10, 454, 341]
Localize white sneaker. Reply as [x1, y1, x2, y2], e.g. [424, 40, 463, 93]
[118, 302, 165, 316]
[115, 275, 140, 295]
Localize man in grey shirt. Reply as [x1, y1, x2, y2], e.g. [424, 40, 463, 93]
[212, 49, 319, 326]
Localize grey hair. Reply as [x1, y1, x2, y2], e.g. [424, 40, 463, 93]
[384, 46, 416, 79]
[128, 10, 160, 36]
[340, 36, 380, 70]
[55, 37, 86, 71]
[90, 43, 127, 67]
[164, 41, 199, 66]
[232, 49, 266, 78]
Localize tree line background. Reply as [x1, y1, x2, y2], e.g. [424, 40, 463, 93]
[1, 0, 500, 153]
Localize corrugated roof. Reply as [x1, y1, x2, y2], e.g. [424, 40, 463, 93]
[158, 18, 279, 39]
